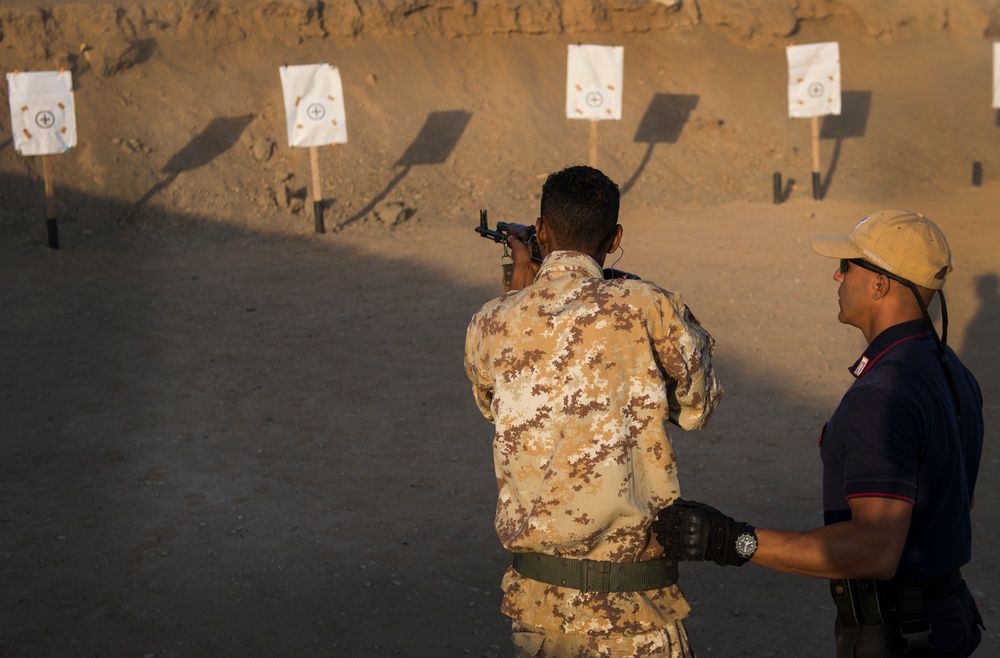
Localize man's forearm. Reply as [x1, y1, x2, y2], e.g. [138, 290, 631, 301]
[753, 525, 886, 579]
[753, 498, 911, 580]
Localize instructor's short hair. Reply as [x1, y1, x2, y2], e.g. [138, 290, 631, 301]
[541, 166, 620, 252]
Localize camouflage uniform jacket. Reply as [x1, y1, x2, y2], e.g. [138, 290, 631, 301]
[464, 250, 723, 635]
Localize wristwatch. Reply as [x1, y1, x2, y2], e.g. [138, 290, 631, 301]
[734, 524, 758, 564]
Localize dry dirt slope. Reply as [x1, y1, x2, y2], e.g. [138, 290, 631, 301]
[2, 0, 1000, 243]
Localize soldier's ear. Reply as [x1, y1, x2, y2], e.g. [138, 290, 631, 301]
[606, 225, 623, 254]
[537, 216, 551, 252]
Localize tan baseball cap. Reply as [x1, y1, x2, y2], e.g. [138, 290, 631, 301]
[810, 209, 953, 290]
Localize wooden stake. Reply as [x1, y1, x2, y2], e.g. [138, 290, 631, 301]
[42, 154, 59, 249]
[309, 145, 325, 233]
[810, 115, 822, 200]
[589, 120, 599, 168]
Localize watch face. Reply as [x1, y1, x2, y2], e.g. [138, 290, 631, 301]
[735, 533, 758, 558]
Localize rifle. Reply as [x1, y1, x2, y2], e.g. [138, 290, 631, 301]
[475, 209, 639, 292]
[474, 210, 540, 292]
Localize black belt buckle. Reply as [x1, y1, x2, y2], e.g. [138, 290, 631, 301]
[898, 584, 933, 652]
[581, 559, 612, 593]
[900, 617, 932, 650]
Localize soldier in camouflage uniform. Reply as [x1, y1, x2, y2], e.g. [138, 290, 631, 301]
[464, 166, 723, 657]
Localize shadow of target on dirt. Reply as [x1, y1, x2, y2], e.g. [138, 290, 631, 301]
[338, 110, 472, 230]
[620, 93, 699, 196]
[817, 90, 872, 199]
[135, 114, 255, 208]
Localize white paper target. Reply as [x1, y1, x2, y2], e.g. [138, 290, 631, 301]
[566, 45, 624, 121]
[992, 43, 1000, 108]
[279, 63, 347, 147]
[786, 42, 841, 118]
[7, 70, 77, 156]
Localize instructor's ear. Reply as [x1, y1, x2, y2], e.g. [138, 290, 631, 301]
[872, 275, 889, 300]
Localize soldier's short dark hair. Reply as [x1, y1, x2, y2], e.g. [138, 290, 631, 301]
[540, 166, 620, 253]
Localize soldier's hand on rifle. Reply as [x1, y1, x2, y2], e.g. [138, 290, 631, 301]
[507, 234, 540, 291]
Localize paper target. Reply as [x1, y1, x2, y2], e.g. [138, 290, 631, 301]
[786, 42, 841, 118]
[993, 43, 1000, 109]
[6, 70, 77, 156]
[566, 45, 624, 121]
[279, 63, 348, 147]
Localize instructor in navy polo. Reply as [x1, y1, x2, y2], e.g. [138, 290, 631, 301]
[654, 210, 985, 657]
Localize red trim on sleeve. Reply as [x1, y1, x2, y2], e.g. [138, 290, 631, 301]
[845, 492, 915, 505]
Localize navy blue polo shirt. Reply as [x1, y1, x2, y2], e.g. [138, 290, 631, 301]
[820, 319, 984, 580]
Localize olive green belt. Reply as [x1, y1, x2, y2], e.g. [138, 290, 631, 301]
[511, 552, 678, 593]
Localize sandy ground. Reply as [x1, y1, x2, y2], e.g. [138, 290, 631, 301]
[2, 2, 999, 656]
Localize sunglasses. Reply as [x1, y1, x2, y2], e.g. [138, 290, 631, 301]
[839, 258, 907, 285]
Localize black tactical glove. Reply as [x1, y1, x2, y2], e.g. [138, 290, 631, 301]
[652, 499, 755, 567]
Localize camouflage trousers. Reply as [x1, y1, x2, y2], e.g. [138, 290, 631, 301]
[511, 619, 695, 658]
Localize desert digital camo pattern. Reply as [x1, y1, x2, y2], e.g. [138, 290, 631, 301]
[465, 251, 723, 637]
[512, 617, 694, 658]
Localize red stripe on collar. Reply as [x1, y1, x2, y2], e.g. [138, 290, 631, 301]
[853, 331, 932, 377]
